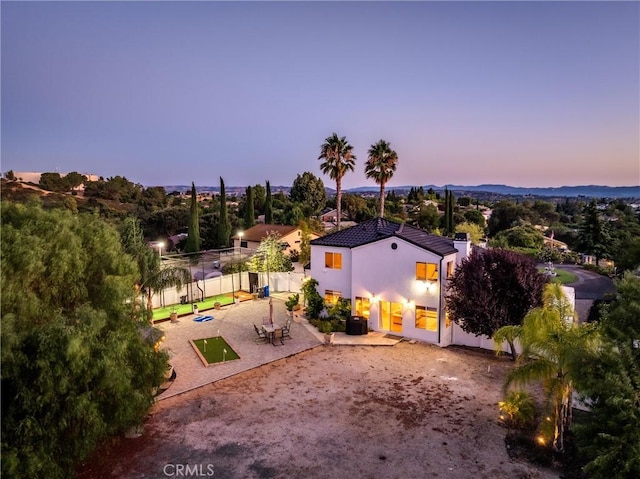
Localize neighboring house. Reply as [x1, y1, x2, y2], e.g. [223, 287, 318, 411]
[319, 208, 348, 223]
[542, 236, 569, 251]
[233, 224, 319, 257]
[310, 218, 472, 346]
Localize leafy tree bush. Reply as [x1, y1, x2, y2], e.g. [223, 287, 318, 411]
[536, 245, 564, 264]
[573, 273, 640, 478]
[1, 203, 168, 478]
[302, 278, 324, 319]
[455, 221, 485, 244]
[463, 208, 485, 227]
[499, 391, 537, 429]
[328, 298, 351, 321]
[248, 233, 293, 272]
[289, 171, 326, 216]
[446, 248, 547, 357]
[493, 224, 544, 249]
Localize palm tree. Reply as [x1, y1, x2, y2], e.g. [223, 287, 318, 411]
[364, 139, 398, 218]
[497, 283, 596, 452]
[139, 259, 191, 324]
[318, 133, 356, 230]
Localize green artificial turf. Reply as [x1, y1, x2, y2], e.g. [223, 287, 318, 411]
[192, 337, 240, 364]
[152, 293, 234, 321]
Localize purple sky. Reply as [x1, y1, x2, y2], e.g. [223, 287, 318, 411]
[2, 1, 639, 189]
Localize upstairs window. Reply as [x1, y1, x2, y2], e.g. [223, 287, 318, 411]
[416, 262, 438, 281]
[446, 261, 454, 279]
[325, 252, 342, 269]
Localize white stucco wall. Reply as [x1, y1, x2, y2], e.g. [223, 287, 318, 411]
[451, 285, 577, 353]
[310, 245, 353, 300]
[310, 236, 464, 346]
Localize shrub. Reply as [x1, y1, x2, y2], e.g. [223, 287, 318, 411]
[319, 321, 333, 334]
[285, 293, 299, 311]
[499, 391, 537, 429]
[328, 298, 351, 321]
[302, 278, 324, 319]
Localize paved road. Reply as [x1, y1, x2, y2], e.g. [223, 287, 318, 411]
[558, 264, 615, 300]
[549, 264, 615, 322]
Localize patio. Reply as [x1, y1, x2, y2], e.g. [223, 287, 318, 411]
[156, 293, 323, 399]
[156, 293, 404, 399]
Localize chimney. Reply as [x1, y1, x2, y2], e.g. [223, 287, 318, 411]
[453, 232, 471, 265]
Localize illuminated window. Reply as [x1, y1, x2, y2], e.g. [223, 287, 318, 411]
[416, 262, 438, 281]
[324, 290, 342, 305]
[325, 252, 342, 269]
[416, 306, 438, 332]
[446, 261, 454, 279]
[355, 297, 370, 319]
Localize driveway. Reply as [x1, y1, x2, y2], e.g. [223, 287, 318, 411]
[554, 264, 615, 322]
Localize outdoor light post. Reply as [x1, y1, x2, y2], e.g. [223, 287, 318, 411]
[238, 231, 244, 291]
[157, 241, 164, 259]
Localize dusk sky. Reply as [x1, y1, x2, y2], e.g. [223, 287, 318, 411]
[2, 1, 639, 189]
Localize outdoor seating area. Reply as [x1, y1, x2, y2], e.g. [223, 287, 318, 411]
[155, 293, 323, 398]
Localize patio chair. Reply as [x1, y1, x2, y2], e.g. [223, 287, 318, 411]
[253, 324, 268, 344]
[272, 327, 285, 346]
[281, 318, 292, 340]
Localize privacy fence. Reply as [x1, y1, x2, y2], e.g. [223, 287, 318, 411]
[152, 271, 307, 309]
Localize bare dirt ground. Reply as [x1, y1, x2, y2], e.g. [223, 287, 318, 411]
[78, 342, 558, 479]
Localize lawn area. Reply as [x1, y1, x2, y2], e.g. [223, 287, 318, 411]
[191, 337, 240, 365]
[152, 293, 234, 321]
[539, 267, 578, 284]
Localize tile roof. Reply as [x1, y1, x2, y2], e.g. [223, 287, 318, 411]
[310, 218, 458, 256]
[235, 224, 298, 242]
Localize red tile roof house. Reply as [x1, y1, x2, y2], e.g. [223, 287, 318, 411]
[232, 224, 319, 257]
[310, 218, 472, 346]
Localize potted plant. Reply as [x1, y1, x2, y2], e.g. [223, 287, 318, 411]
[285, 293, 300, 316]
[320, 321, 334, 345]
[169, 309, 178, 322]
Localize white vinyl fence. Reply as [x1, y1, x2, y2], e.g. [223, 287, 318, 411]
[151, 271, 306, 308]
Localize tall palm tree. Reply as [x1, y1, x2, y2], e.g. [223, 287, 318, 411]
[497, 283, 596, 452]
[318, 133, 356, 230]
[365, 139, 398, 218]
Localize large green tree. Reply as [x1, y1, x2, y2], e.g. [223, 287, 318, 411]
[573, 273, 640, 477]
[218, 177, 231, 247]
[318, 132, 356, 230]
[184, 182, 201, 254]
[1, 202, 168, 478]
[577, 199, 610, 264]
[289, 172, 326, 216]
[364, 139, 398, 218]
[248, 233, 293, 272]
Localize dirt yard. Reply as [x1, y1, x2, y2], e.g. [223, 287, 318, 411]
[78, 342, 558, 479]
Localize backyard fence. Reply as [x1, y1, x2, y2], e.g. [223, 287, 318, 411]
[151, 271, 306, 308]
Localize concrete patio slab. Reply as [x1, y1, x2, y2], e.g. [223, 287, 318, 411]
[155, 292, 403, 400]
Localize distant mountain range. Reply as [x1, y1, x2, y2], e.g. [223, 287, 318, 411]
[347, 184, 640, 199]
[162, 183, 640, 199]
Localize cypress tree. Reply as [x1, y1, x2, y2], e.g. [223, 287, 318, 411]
[443, 187, 450, 235]
[244, 186, 255, 229]
[218, 177, 231, 247]
[448, 189, 456, 236]
[185, 182, 201, 254]
[265, 180, 273, 224]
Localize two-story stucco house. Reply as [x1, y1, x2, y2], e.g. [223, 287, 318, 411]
[310, 218, 472, 346]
